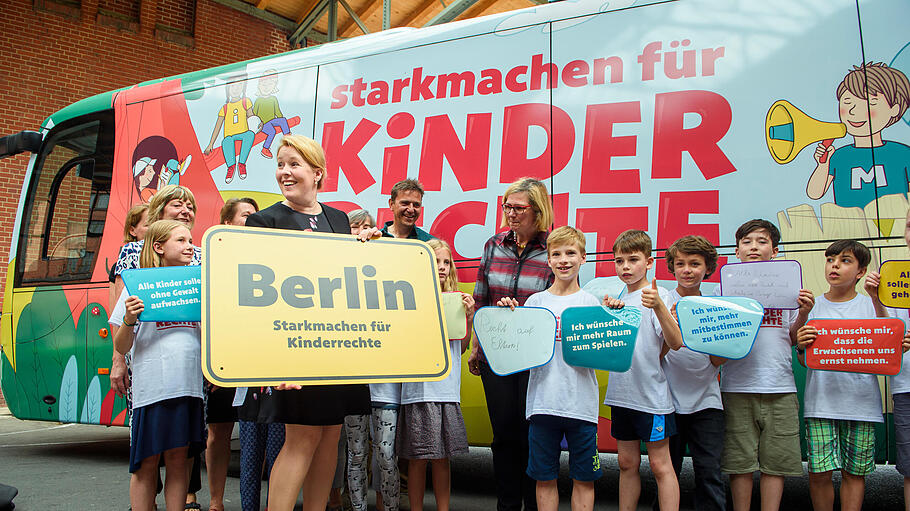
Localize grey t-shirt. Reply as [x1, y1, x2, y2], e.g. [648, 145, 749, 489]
[110, 289, 202, 409]
[604, 286, 674, 415]
[525, 289, 602, 424]
[804, 294, 883, 423]
[661, 289, 722, 414]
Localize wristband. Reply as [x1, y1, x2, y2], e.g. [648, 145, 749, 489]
[123, 320, 137, 327]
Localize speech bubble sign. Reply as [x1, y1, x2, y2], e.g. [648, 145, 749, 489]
[805, 318, 906, 376]
[676, 296, 763, 359]
[719, 260, 802, 309]
[121, 266, 201, 322]
[561, 306, 638, 372]
[202, 226, 450, 386]
[581, 276, 626, 302]
[879, 260, 910, 308]
[473, 306, 557, 376]
[442, 292, 468, 341]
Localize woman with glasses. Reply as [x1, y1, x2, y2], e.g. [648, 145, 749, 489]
[467, 177, 555, 511]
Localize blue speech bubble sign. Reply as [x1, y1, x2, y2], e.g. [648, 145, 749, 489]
[676, 296, 763, 359]
[561, 305, 639, 372]
[121, 266, 202, 322]
[473, 306, 557, 376]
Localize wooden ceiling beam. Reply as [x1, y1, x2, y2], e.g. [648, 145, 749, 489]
[398, 0, 439, 27]
[339, 0, 381, 38]
[453, 0, 498, 23]
[296, 0, 326, 24]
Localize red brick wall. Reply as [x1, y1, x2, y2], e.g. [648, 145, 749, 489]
[0, 0, 293, 310]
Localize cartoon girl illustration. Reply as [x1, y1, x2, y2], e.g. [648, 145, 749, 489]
[252, 71, 291, 159]
[131, 136, 190, 202]
[204, 74, 255, 184]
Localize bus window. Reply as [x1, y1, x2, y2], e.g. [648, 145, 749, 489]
[16, 113, 114, 286]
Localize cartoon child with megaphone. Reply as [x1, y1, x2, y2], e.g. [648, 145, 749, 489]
[805, 62, 910, 209]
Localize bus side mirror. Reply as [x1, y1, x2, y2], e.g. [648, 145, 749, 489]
[0, 131, 42, 159]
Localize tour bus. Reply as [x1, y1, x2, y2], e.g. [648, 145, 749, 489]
[1, 0, 909, 461]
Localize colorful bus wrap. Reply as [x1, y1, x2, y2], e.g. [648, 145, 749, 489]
[1, 0, 909, 462]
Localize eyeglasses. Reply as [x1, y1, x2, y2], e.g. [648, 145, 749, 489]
[501, 204, 532, 214]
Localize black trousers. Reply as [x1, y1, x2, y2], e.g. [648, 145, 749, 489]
[653, 408, 726, 511]
[480, 363, 537, 511]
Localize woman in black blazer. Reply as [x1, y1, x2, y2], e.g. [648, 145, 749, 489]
[241, 134, 370, 511]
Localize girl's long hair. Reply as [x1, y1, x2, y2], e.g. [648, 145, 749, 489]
[427, 238, 458, 292]
[140, 220, 188, 268]
[122, 203, 149, 243]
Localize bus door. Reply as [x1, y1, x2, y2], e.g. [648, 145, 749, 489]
[4, 112, 117, 424]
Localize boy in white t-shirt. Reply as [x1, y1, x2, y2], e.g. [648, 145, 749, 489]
[796, 240, 888, 511]
[660, 235, 726, 511]
[497, 226, 602, 510]
[720, 219, 814, 511]
[602, 229, 684, 511]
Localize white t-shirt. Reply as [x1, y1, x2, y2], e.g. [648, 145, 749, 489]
[887, 307, 910, 395]
[803, 294, 883, 422]
[525, 289, 601, 424]
[720, 308, 797, 393]
[661, 289, 722, 414]
[110, 289, 202, 409]
[604, 286, 675, 415]
[400, 339, 463, 404]
[370, 383, 401, 405]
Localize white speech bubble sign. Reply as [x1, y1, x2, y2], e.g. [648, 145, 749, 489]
[719, 260, 802, 309]
[473, 306, 557, 376]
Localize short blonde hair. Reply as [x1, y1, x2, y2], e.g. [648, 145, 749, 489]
[500, 177, 553, 232]
[140, 220, 188, 268]
[547, 226, 586, 256]
[279, 135, 326, 190]
[613, 229, 652, 257]
[122, 204, 149, 243]
[148, 185, 196, 224]
[427, 238, 459, 292]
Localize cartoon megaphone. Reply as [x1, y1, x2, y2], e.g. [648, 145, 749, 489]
[765, 100, 847, 164]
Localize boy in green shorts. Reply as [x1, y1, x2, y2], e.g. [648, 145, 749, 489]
[796, 240, 888, 511]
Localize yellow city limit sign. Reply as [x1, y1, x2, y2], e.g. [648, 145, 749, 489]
[202, 226, 451, 386]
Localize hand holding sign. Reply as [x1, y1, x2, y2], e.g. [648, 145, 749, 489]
[720, 260, 802, 309]
[473, 306, 557, 376]
[121, 266, 202, 322]
[804, 318, 906, 375]
[878, 261, 910, 308]
[562, 305, 638, 371]
[676, 296, 763, 359]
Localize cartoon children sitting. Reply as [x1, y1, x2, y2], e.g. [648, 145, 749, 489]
[253, 72, 290, 159]
[204, 75, 255, 184]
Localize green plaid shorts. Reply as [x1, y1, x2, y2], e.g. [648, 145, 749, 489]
[805, 418, 876, 475]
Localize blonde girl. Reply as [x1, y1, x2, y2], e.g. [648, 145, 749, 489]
[112, 220, 204, 511]
[396, 239, 473, 511]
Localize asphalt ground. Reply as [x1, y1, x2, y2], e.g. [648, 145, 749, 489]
[0, 407, 906, 510]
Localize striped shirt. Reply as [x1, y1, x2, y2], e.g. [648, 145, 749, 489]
[472, 230, 553, 309]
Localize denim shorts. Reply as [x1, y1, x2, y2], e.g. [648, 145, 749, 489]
[527, 414, 602, 482]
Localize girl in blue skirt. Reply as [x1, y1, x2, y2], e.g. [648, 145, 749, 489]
[113, 219, 205, 511]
